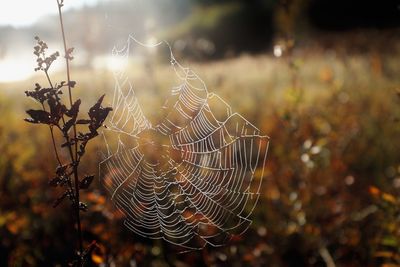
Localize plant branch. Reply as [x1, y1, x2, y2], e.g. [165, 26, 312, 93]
[25, 4, 111, 266]
[49, 127, 62, 165]
[56, 0, 83, 261]
[41, 102, 62, 166]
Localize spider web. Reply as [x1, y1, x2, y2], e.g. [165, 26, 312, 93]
[99, 35, 270, 250]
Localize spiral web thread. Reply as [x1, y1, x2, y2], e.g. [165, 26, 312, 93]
[99, 35, 269, 250]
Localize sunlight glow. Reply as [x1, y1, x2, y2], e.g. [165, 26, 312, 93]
[273, 45, 283, 58]
[0, 0, 102, 27]
[0, 58, 33, 82]
[92, 55, 128, 72]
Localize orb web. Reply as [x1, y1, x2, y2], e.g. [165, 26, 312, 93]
[99, 35, 269, 250]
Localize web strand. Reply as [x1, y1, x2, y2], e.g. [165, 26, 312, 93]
[99, 36, 269, 250]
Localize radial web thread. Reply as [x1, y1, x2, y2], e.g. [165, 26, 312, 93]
[99, 36, 270, 250]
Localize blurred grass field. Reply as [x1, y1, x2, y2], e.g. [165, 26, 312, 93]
[1, 38, 400, 266]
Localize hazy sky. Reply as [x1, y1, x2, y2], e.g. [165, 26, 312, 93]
[0, 0, 103, 27]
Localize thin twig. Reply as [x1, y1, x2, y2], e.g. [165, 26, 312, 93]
[41, 102, 62, 166]
[49, 127, 62, 165]
[56, 0, 83, 261]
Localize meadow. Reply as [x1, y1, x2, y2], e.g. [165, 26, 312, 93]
[1, 34, 400, 266]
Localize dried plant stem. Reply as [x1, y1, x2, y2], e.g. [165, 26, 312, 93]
[56, 0, 83, 261]
[41, 72, 78, 215]
[44, 69, 77, 192]
[41, 101, 62, 166]
[49, 127, 62, 164]
[24, 9, 111, 267]
[26, 3, 111, 265]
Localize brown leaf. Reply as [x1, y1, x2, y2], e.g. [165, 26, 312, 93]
[49, 176, 62, 187]
[56, 164, 69, 175]
[76, 119, 91, 124]
[88, 95, 112, 133]
[25, 109, 52, 124]
[63, 117, 76, 133]
[79, 202, 88, 211]
[79, 175, 94, 190]
[66, 99, 81, 118]
[52, 191, 69, 208]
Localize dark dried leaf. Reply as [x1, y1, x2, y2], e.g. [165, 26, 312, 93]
[56, 164, 68, 176]
[25, 109, 52, 124]
[53, 191, 69, 208]
[68, 81, 76, 88]
[66, 99, 81, 118]
[76, 119, 91, 124]
[55, 81, 65, 90]
[78, 141, 87, 157]
[48, 97, 66, 122]
[49, 176, 62, 187]
[79, 202, 88, 212]
[77, 131, 98, 142]
[61, 140, 75, 148]
[89, 94, 105, 116]
[79, 175, 94, 190]
[65, 47, 74, 60]
[63, 117, 76, 133]
[25, 87, 53, 103]
[88, 95, 112, 133]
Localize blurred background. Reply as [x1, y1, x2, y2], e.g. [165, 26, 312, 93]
[1, 0, 400, 266]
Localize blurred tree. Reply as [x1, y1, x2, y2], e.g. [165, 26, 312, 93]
[167, 1, 277, 59]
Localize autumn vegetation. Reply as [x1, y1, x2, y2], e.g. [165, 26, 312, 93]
[1, 0, 400, 266]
